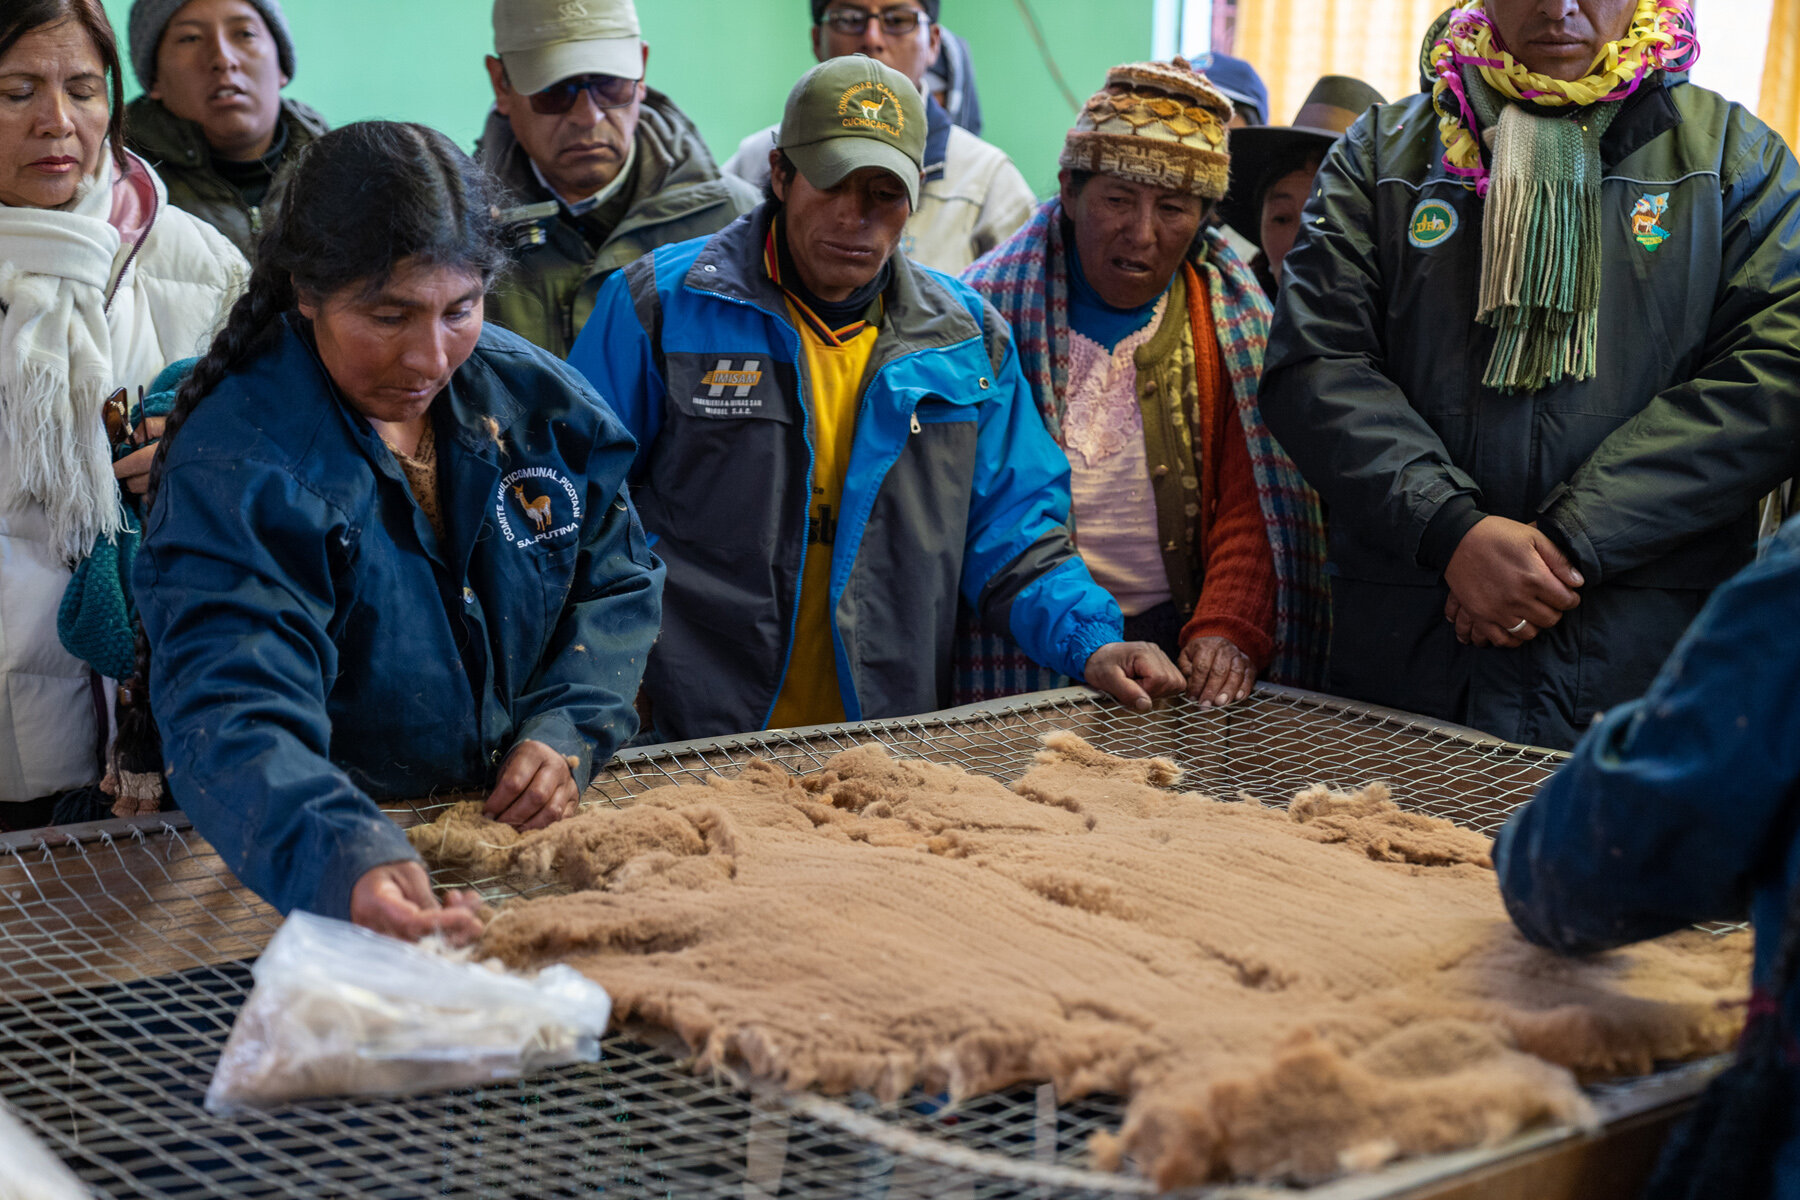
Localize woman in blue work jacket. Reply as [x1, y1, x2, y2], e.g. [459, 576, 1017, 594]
[133, 122, 664, 942]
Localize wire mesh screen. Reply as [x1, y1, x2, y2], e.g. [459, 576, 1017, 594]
[0, 687, 1619, 1200]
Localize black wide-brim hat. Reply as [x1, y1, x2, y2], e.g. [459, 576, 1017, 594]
[1217, 75, 1387, 242]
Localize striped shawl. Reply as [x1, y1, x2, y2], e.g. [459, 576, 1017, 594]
[956, 198, 1328, 700]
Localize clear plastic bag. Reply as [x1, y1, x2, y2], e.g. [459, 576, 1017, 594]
[0, 1101, 92, 1200]
[205, 910, 611, 1114]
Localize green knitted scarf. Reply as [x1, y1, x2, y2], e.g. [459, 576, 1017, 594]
[1466, 70, 1620, 392]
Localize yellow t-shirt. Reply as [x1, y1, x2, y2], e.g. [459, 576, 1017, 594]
[769, 302, 878, 729]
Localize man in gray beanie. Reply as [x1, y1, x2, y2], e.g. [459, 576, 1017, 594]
[125, 0, 327, 257]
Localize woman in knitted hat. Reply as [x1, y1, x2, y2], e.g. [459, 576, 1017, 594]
[123, 0, 327, 258]
[0, 0, 245, 831]
[959, 59, 1329, 707]
[1260, 0, 1800, 750]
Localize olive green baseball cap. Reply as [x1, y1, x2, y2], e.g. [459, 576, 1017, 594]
[777, 56, 927, 208]
[493, 0, 644, 98]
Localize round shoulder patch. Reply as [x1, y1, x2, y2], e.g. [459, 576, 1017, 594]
[1407, 198, 1459, 249]
[495, 467, 583, 549]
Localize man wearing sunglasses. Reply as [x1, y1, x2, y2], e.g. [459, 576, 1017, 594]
[723, 0, 1036, 276]
[478, 0, 758, 358]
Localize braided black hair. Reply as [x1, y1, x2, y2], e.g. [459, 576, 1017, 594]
[120, 120, 510, 804]
[148, 120, 509, 506]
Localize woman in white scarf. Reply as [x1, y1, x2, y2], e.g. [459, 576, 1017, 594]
[0, 0, 245, 826]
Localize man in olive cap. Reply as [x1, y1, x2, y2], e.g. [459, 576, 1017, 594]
[125, 0, 327, 256]
[478, 0, 758, 357]
[723, 1, 1035, 276]
[568, 56, 1183, 741]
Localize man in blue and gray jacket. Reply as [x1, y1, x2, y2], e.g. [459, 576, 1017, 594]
[570, 56, 1184, 741]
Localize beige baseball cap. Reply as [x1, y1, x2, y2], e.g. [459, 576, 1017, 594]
[493, 0, 644, 97]
[777, 56, 927, 208]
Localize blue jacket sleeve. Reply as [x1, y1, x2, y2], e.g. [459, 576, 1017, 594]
[1494, 521, 1800, 955]
[136, 457, 417, 920]
[566, 263, 666, 479]
[508, 397, 665, 788]
[963, 301, 1123, 681]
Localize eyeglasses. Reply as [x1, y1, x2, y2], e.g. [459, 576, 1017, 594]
[527, 73, 639, 115]
[820, 7, 930, 35]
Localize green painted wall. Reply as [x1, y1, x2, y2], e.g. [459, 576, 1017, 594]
[100, 0, 1153, 198]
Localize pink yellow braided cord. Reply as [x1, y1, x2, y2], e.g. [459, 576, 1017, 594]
[1428, 0, 1700, 195]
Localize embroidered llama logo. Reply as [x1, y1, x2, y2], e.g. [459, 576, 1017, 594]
[513, 484, 553, 532]
[1631, 192, 1671, 252]
[838, 81, 904, 137]
[496, 468, 582, 548]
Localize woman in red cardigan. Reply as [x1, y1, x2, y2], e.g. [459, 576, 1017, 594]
[957, 59, 1328, 708]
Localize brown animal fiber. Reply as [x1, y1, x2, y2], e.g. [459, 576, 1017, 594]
[411, 732, 1748, 1190]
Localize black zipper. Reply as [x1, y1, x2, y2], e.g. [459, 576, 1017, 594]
[104, 175, 157, 314]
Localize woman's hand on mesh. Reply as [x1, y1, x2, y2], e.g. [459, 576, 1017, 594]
[1178, 636, 1255, 707]
[484, 739, 580, 831]
[349, 860, 482, 945]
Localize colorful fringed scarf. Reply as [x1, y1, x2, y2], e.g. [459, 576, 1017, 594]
[955, 199, 1329, 699]
[1425, 0, 1699, 392]
[1427, 0, 1699, 196]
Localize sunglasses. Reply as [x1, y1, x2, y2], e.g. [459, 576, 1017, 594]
[820, 7, 930, 35]
[527, 73, 639, 115]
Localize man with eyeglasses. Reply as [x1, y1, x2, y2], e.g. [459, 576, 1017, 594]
[723, 0, 1036, 276]
[478, 0, 759, 357]
[569, 57, 1184, 741]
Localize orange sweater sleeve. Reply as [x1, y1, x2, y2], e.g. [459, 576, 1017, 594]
[1180, 362, 1277, 671]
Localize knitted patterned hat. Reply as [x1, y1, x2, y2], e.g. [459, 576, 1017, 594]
[1060, 58, 1232, 199]
[129, 0, 297, 89]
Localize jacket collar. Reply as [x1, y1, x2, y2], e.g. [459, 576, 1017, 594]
[923, 96, 951, 182]
[684, 204, 982, 353]
[124, 95, 328, 172]
[1600, 74, 1683, 169]
[443, 330, 528, 457]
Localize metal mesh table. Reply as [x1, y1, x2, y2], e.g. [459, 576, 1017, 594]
[0, 687, 1705, 1199]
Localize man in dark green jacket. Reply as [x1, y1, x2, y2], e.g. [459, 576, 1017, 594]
[479, 0, 758, 358]
[126, 0, 326, 257]
[1261, 1, 1800, 750]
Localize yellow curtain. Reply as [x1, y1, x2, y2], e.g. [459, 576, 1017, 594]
[1761, 0, 1800, 151]
[1232, 0, 1448, 125]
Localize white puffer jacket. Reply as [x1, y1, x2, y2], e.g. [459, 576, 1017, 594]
[0, 152, 246, 804]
